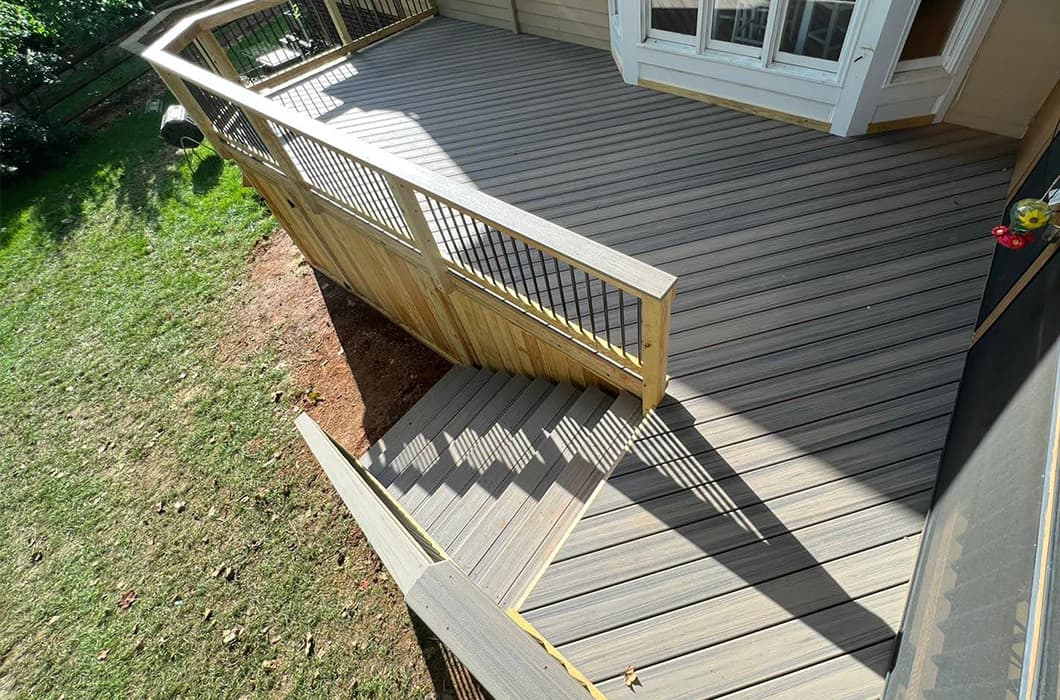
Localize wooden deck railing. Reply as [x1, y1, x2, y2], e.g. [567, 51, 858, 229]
[138, 0, 677, 410]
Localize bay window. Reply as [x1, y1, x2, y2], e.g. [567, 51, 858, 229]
[646, 0, 859, 72]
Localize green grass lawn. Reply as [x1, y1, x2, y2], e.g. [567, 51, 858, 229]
[0, 110, 433, 698]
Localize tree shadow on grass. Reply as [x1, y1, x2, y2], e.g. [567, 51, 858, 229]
[191, 152, 224, 194]
[0, 108, 226, 254]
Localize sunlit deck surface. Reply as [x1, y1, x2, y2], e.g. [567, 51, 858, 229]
[276, 17, 1015, 699]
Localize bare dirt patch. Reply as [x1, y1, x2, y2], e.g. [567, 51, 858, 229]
[221, 229, 452, 456]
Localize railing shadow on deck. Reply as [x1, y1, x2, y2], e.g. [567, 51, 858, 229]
[604, 402, 918, 678]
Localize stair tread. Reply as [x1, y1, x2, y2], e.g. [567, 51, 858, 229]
[362, 365, 476, 475]
[427, 382, 581, 547]
[410, 377, 554, 526]
[371, 367, 497, 487]
[392, 373, 531, 510]
[477, 392, 643, 605]
[448, 386, 610, 565]
[468, 393, 615, 594]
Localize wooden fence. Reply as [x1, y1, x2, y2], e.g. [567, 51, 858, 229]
[137, 0, 677, 410]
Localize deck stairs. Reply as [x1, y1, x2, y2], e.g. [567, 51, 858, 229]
[356, 365, 642, 608]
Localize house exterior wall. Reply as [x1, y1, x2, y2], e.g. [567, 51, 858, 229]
[435, 0, 513, 31]
[945, 0, 1060, 138]
[434, 0, 610, 49]
[513, 0, 610, 50]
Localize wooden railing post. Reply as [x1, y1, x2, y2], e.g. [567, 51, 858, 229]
[640, 283, 675, 412]
[194, 30, 242, 83]
[322, 0, 354, 44]
[387, 175, 474, 364]
[195, 30, 315, 192]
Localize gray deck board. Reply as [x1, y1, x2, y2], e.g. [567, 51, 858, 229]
[276, 17, 1015, 698]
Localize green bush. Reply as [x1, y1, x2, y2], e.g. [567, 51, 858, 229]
[0, 2, 61, 96]
[0, 0, 148, 97]
[0, 110, 82, 179]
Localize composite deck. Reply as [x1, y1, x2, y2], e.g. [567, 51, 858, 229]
[276, 17, 1016, 699]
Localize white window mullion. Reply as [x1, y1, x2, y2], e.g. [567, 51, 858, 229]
[760, 0, 787, 68]
[697, 0, 711, 52]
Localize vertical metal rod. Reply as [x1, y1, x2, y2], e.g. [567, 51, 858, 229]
[585, 273, 598, 338]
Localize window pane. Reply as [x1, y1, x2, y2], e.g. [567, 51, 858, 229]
[651, 0, 699, 35]
[710, 0, 770, 48]
[778, 0, 855, 61]
[899, 0, 966, 60]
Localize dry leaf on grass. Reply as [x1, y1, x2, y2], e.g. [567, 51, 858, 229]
[211, 564, 235, 581]
[118, 590, 137, 610]
[304, 633, 315, 658]
[96, 649, 109, 662]
[261, 659, 279, 671]
[223, 627, 242, 647]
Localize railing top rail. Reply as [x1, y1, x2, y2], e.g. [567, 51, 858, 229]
[141, 0, 677, 302]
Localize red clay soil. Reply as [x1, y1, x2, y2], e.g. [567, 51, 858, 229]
[221, 228, 452, 456]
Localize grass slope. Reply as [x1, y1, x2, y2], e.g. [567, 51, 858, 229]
[0, 112, 433, 698]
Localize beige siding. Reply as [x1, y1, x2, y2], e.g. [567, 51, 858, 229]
[435, 0, 514, 31]
[946, 0, 1060, 138]
[438, 0, 611, 49]
[515, 0, 611, 49]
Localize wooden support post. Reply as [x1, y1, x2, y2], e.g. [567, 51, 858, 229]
[194, 31, 242, 83]
[388, 175, 474, 364]
[322, 0, 354, 45]
[640, 283, 675, 413]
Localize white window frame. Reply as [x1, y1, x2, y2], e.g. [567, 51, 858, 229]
[644, 0, 702, 44]
[643, 0, 860, 73]
[893, 0, 984, 74]
[772, 0, 860, 71]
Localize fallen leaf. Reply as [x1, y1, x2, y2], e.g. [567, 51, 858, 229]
[358, 579, 370, 591]
[118, 590, 137, 610]
[624, 665, 640, 688]
[304, 633, 314, 658]
[222, 627, 241, 647]
[211, 564, 235, 581]
[155, 501, 164, 514]
[269, 633, 281, 645]
[262, 659, 279, 671]
[203, 607, 213, 622]
[133, 638, 144, 652]
[173, 501, 187, 513]
[97, 649, 109, 662]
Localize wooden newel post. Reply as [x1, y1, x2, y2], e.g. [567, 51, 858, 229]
[322, 0, 354, 45]
[387, 175, 474, 364]
[640, 282, 675, 413]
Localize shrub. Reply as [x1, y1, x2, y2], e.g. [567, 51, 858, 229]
[0, 110, 82, 179]
[0, 2, 61, 96]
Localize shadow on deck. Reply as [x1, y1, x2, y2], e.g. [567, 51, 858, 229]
[276, 16, 1015, 698]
